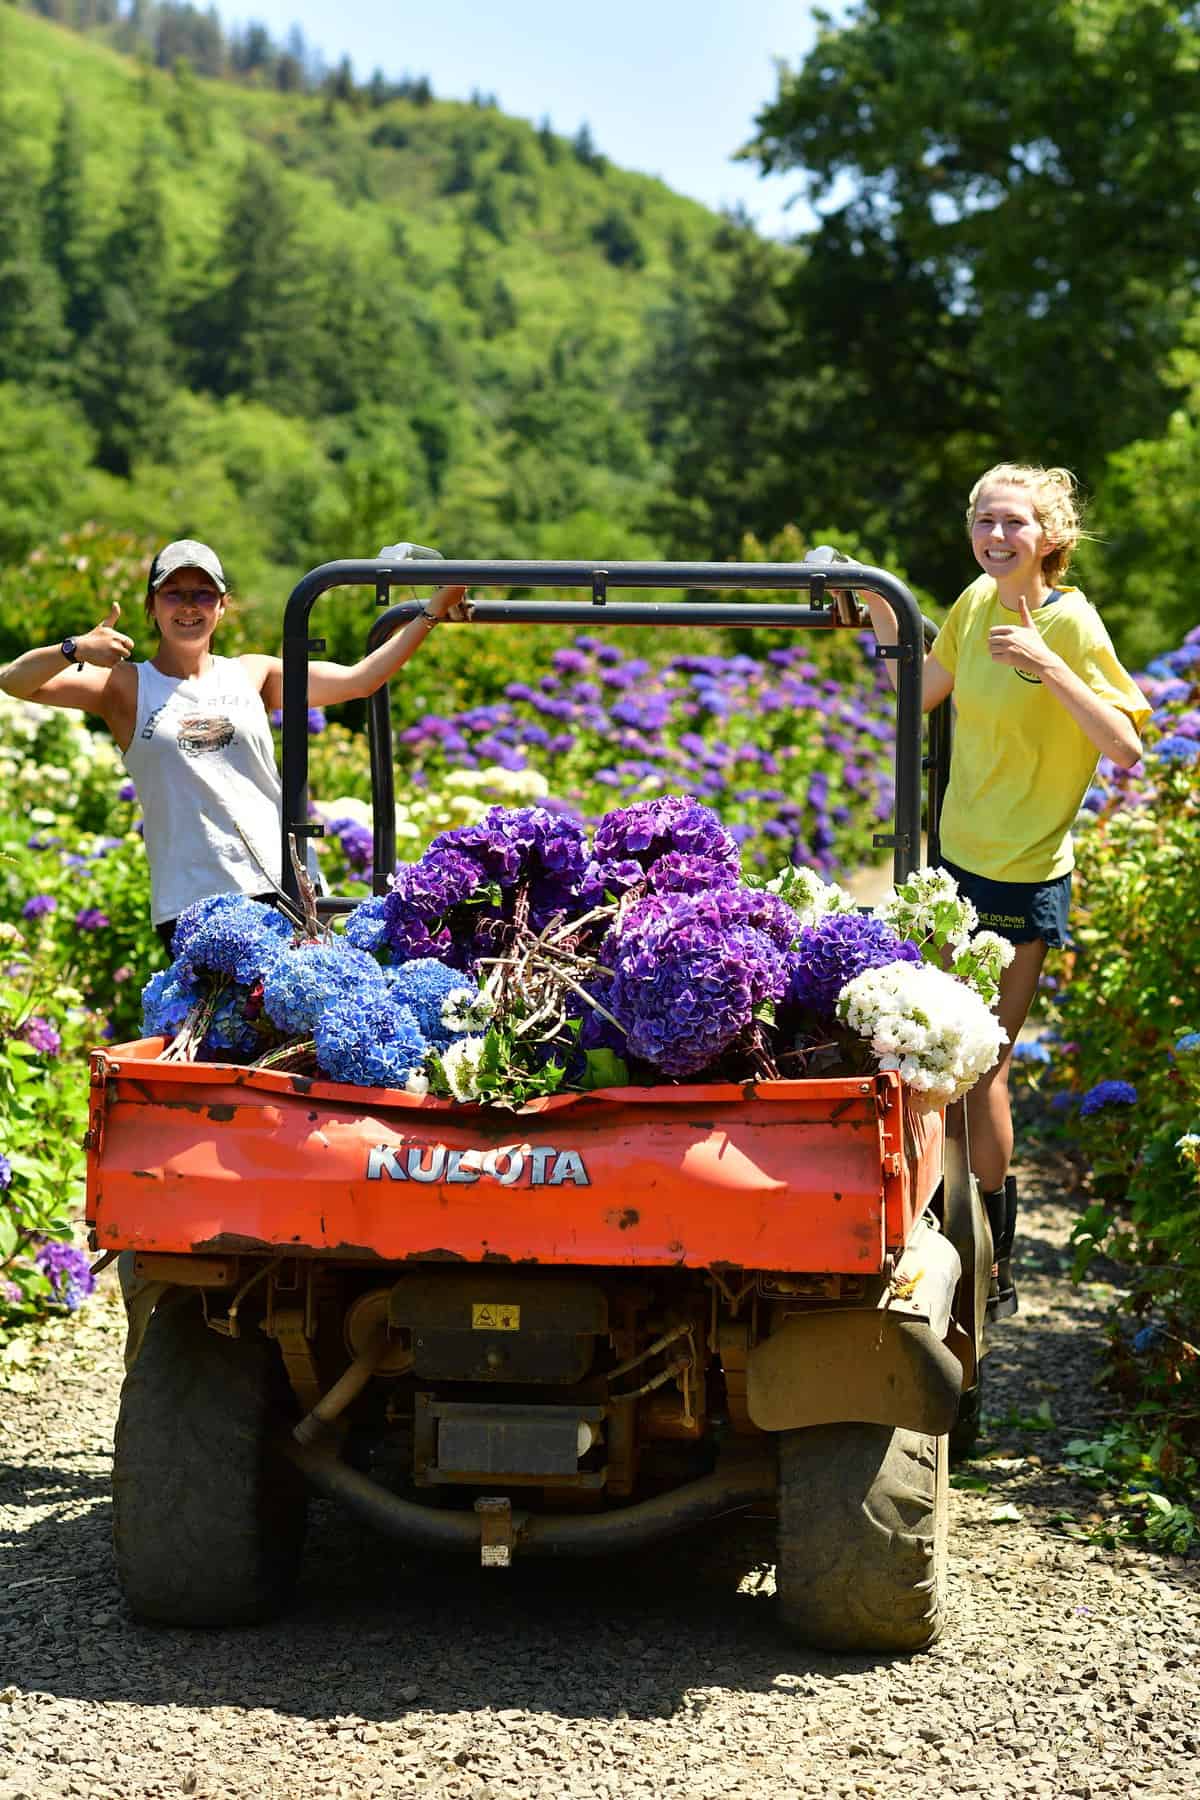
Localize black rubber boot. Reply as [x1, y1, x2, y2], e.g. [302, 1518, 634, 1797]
[984, 1176, 1019, 1322]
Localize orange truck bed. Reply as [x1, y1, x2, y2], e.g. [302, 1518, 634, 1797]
[85, 1045, 943, 1273]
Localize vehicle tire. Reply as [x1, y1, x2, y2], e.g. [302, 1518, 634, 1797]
[775, 1422, 948, 1653]
[112, 1294, 307, 1626]
[949, 1371, 984, 1465]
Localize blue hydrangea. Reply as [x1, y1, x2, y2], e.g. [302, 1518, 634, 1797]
[593, 796, 740, 875]
[1012, 1038, 1053, 1065]
[169, 893, 230, 961]
[383, 958, 471, 1047]
[314, 994, 428, 1088]
[1152, 734, 1200, 765]
[262, 942, 386, 1034]
[171, 895, 293, 983]
[0, 1152, 11, 1191]
[1173, 1033, 1200, 1059]
[342, 894, 389, 957]
[784, 912, 921, 1020]
[200, 987, 261, 1061]
[141, 966, 204, 1038]
[1080, 1079, 1138, 1118]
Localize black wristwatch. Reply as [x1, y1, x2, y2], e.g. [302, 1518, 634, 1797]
[60, 637, 81, 668]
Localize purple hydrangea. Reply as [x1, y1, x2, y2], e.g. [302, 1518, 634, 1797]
[261, 941, 386, 1034]
[21, 1017, 62, 1056]
[430, 806, 589, 896]
[785, 912, 921, 1019]
[645, 852, 740, 896]
[592, 796, 740, 875]
[308, 708, 327, 735]
[1080, 1079, 1138, 1118]
[35, 1241, 95, 1312]
[576, 858, 647, 910]
[118, 781, 138, 802]
[0, 1152, 11, 1190]
[314, 993, 428, 1088]
[22, 895, 57, 920]
[383, 845, 491, 967]
[74, 908, 110, 931]
[327, 817, 374, 874]
[607, 918, 774, 1077]
[602, 891, 788, 1077]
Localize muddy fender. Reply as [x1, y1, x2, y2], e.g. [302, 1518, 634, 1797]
[745, 1215, 964, 1435]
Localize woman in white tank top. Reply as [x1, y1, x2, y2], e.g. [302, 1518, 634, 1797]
[0, 539, 467, 943]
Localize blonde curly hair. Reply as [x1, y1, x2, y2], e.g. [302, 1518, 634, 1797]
[966, 463, 1084, 585]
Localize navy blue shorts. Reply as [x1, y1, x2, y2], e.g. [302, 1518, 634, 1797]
[941, 857, 1072, 948]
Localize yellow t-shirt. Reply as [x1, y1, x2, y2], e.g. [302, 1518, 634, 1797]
[931, 577, 1150, 882]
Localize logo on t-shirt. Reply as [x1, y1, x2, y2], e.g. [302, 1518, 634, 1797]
[177, 713, 236, 756]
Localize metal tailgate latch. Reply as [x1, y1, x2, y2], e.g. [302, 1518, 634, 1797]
[475, 1496, 516, 1568]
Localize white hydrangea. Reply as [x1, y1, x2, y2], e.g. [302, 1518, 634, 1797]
[404, 1070, 430, 1098]
[441, 986, 496, 1033]
[873, 865, 978, 952]
[837, 960, 1008, 1108]
[440, 1036, 489, 1102]
[951, 929, 1016, 1007]
[444, 766, 550, 801]
[766, 863, 856, 928]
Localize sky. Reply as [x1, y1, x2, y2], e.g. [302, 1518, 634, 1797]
[229, 0, 818, 237]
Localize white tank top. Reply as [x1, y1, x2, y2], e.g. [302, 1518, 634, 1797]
[123, 656, 293, 926]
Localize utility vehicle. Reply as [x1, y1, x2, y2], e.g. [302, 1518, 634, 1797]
[87, 554, 991, 1652]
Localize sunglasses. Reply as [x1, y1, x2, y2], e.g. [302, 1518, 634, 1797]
[157, 588, 222, 608]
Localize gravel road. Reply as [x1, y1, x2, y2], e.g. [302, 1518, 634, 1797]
[2, 1155, 1198, 1800]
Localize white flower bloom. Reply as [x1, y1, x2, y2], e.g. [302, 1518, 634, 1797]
[874, 865, 978, 951]
[440, 1036, 488, 1102]
[441, 986, 496, 1033]
[838, 960, 1007, 1108]
[766, 863, 856, 927]
[404, 1070, 431, 1098]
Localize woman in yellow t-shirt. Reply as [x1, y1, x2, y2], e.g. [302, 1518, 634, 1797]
[865, 465, 1149, 1320]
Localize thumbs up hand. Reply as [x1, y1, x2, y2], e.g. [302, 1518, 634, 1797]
[76, 601, 136, 668]
[988, 592, 1054, 677]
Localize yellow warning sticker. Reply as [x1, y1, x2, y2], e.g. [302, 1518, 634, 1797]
[472, 1303, 521, 1331]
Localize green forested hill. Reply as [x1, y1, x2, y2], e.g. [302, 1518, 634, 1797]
[3, 0, 1197, 668]
[0, 3, 747, 638]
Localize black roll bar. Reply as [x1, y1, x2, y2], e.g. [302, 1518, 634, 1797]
[279, 558, 945, 905]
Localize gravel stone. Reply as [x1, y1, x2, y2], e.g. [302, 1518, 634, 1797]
[1, 1152, 1198, 1799]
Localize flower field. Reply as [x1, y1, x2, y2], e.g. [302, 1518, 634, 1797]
[2, 611, 1199, 1474]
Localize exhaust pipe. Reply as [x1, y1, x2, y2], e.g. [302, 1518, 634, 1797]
[287, 1440, 775, 1561]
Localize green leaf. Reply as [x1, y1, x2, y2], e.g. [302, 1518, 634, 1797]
[582, 1048, 629, 1089]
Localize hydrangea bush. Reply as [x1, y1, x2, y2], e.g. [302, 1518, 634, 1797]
[1033, 623, 1200, 1486]
[0, 917, 95, 1347]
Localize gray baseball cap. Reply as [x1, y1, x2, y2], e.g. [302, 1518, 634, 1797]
[150, 540, 227, 593]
